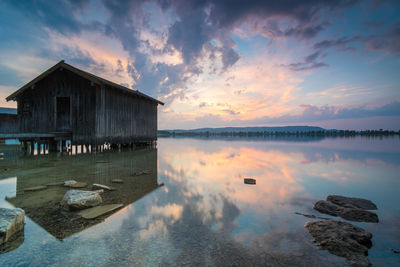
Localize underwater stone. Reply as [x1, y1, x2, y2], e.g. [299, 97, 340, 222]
[68, 182, 87, 188]
[314, 200, 342, 216]
[327, 195, 378, 210]
[340, 208, 379, 223]
[64, 180, 77, 186]
[314, 200, 379, 223]
[61, 190, 102, 210]
[92, 184, 115, 191]
[0, 208, 25, 245]
[78, 204, 123, 219]
[305, 219, 372, 267]
[23, 185, 47, 192]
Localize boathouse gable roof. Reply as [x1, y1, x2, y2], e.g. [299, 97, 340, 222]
[5, 60, 164, 105]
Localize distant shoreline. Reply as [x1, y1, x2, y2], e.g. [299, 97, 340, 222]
[158, 127, 399, 137]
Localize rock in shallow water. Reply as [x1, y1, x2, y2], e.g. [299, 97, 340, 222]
[314, 200, 379, 223]
[327, 195, 378, 210]
[305, 219, 372, 267]
[77, 204, 123, 219]
[92, 183, 115, 191]
[61, 190, 102, 210]
[64, 180, 77, 186]
[0, 208, 25, 246]
[340, 208, 379, 223]
[244, 178, 256, 185]
[314, 200, 343, 216]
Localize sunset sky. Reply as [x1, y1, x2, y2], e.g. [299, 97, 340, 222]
[0, 0, 399, 130]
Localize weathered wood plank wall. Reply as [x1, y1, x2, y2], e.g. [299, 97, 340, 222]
[16, 68, 97, 143]
[14, 68, 158, 145]
[95, 85, 157, 144]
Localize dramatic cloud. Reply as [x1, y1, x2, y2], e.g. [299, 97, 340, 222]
[281, 52, 328, 71]
[366, 21, 400, 55]
[313, 36, 360, 50]
[246, 101, 400, 124]
[0, 0, 399, 129]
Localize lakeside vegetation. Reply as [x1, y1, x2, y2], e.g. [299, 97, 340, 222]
[158, 127, 400, 138]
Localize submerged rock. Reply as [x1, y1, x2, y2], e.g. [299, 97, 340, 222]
[64, 180, 87, 188]
[340, 208, 379, 223]
[68, 182, 87, 188]
[314, 200, 379, 223]
[45, 182, 64, 186]
[61, 190, 102, 210]
[314, 200, 343, 216]
[64, 180, 77, 186]
[92, 184, 115, 191]
[23, 185, 47, 192]
[77, 204, 123, 219]
[305, 219, 372, 267]
[327, 195, 378, 210]
[0, 208, 25, 246]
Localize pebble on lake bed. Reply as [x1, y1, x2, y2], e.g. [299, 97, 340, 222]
[92, 184, 115, 191]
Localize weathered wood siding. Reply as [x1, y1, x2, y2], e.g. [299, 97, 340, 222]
[15, 68, 158, 144]
[94, 84, 158, 144]
[0, 114, 18, 133]
[16, 68, 97, 143]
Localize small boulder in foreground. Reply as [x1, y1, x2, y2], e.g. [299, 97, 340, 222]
[306, 219, 372, 267]
[0, 208, 25, 246]
[61, 190, 102, 210]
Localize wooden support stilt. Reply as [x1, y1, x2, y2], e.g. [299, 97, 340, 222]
[30, 141, 34, 155]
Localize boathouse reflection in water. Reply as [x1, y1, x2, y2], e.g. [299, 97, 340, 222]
[5, 148, 160, 240]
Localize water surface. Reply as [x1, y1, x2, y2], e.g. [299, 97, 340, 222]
[0, 136, 399, 266]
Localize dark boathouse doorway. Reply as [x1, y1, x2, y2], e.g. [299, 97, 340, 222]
[56, 97, 71, 131]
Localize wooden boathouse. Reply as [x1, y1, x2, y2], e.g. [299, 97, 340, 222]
[4, 60, 163, 152]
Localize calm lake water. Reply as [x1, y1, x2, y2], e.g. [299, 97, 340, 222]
[0, 136, 399, 266]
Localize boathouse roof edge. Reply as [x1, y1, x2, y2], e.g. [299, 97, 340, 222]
[5, 60, 164, 105]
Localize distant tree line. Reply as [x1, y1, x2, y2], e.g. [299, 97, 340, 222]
[158, 129, 400, 137]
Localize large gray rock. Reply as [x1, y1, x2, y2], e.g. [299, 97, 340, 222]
[327, 195, 377, 210]
[305, 219, 372, 267]
[0, 208, 25, 245]
[314, 200, 379, 223]
[61, 190, 102, 210]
